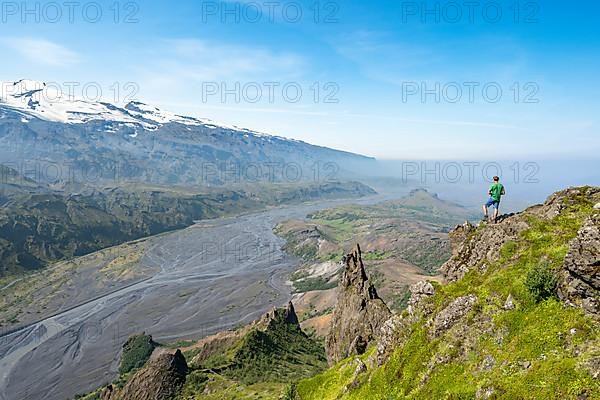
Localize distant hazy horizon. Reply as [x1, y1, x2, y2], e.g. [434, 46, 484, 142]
[361, 159, 600, 213]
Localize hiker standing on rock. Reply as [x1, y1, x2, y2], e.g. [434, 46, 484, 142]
[483, 176, 505, 223]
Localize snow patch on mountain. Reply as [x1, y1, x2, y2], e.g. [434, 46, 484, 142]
[0, 79, 145, 126]
[124, 101, 203, 126]
[0, 79, 280, 139]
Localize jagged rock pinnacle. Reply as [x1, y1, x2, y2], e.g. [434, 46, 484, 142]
[340, 244, 369, 289]
[284, 301, 300, 325]
[262, 301, 300, 328]
[326, 244, 391, 363]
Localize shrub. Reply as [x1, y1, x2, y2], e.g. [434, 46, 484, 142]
[525, 263, 558, 303]
[390, 286, 412, 311]
[119, 334, 156, 375]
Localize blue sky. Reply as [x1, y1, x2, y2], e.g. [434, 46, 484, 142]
[0, 0, 598, 159]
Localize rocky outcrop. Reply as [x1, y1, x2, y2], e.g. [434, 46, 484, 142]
[326, 244, 391, 363]
[117, 349, 188, 400]
[441, 187, 600, 283]
[100, 349, 188, 400]
[558, 213, 600, 318]
[264, 301, 300, 327]
[531, 187, 599, 219]
[430, 294, 477, 337]
[407, 281, 436, 316]
[440, 217, 529, 282]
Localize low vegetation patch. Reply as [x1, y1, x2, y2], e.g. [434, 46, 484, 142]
[225, 321, 327, 384]
[119, 333, 157, 375]
[525, 261, 559, 303]
[294, 277, 337, 293]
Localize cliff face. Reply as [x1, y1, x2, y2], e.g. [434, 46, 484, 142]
[326, 244, 391, 363]
[300, 187, 600, 399]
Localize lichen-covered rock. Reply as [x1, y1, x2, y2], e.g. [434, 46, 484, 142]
[326, 244, 391, 363]
[440, 217, 528, 282]
[558, 213, 600, 319]
[581, 355, 600, 380]
[118, 349, 188, 400]
[407, 280, 436, 316]
[375, 314, 407, 365]
[431, 294, 477, 337]
[343, 359, 368, 392]
[353, 358, 367, 375]
[480, 355, 496, 371]
[475, 386, 496, 399]
[532, 187, 600, 219]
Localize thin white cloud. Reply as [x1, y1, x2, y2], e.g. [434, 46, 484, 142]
[129, 38, 308, 106]
[2, 38, 80, 67]
[333, 30, 529, 87]
[141, 38, 305, 82]
[332, 30, 437, 85]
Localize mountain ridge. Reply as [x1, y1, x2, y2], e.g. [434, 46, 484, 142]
[1, 79, 375, 188]
[0, 79, 373, 160]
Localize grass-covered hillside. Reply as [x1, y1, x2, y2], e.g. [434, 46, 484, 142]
[298, 187, 600, 399]
[177, 303, 327, 399]
[80, 303, 327, 400]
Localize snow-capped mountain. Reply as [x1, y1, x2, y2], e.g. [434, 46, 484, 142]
[0, 79, 374, 187]
[1, 79, 142, 125]
[0, 79, 264, 133]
